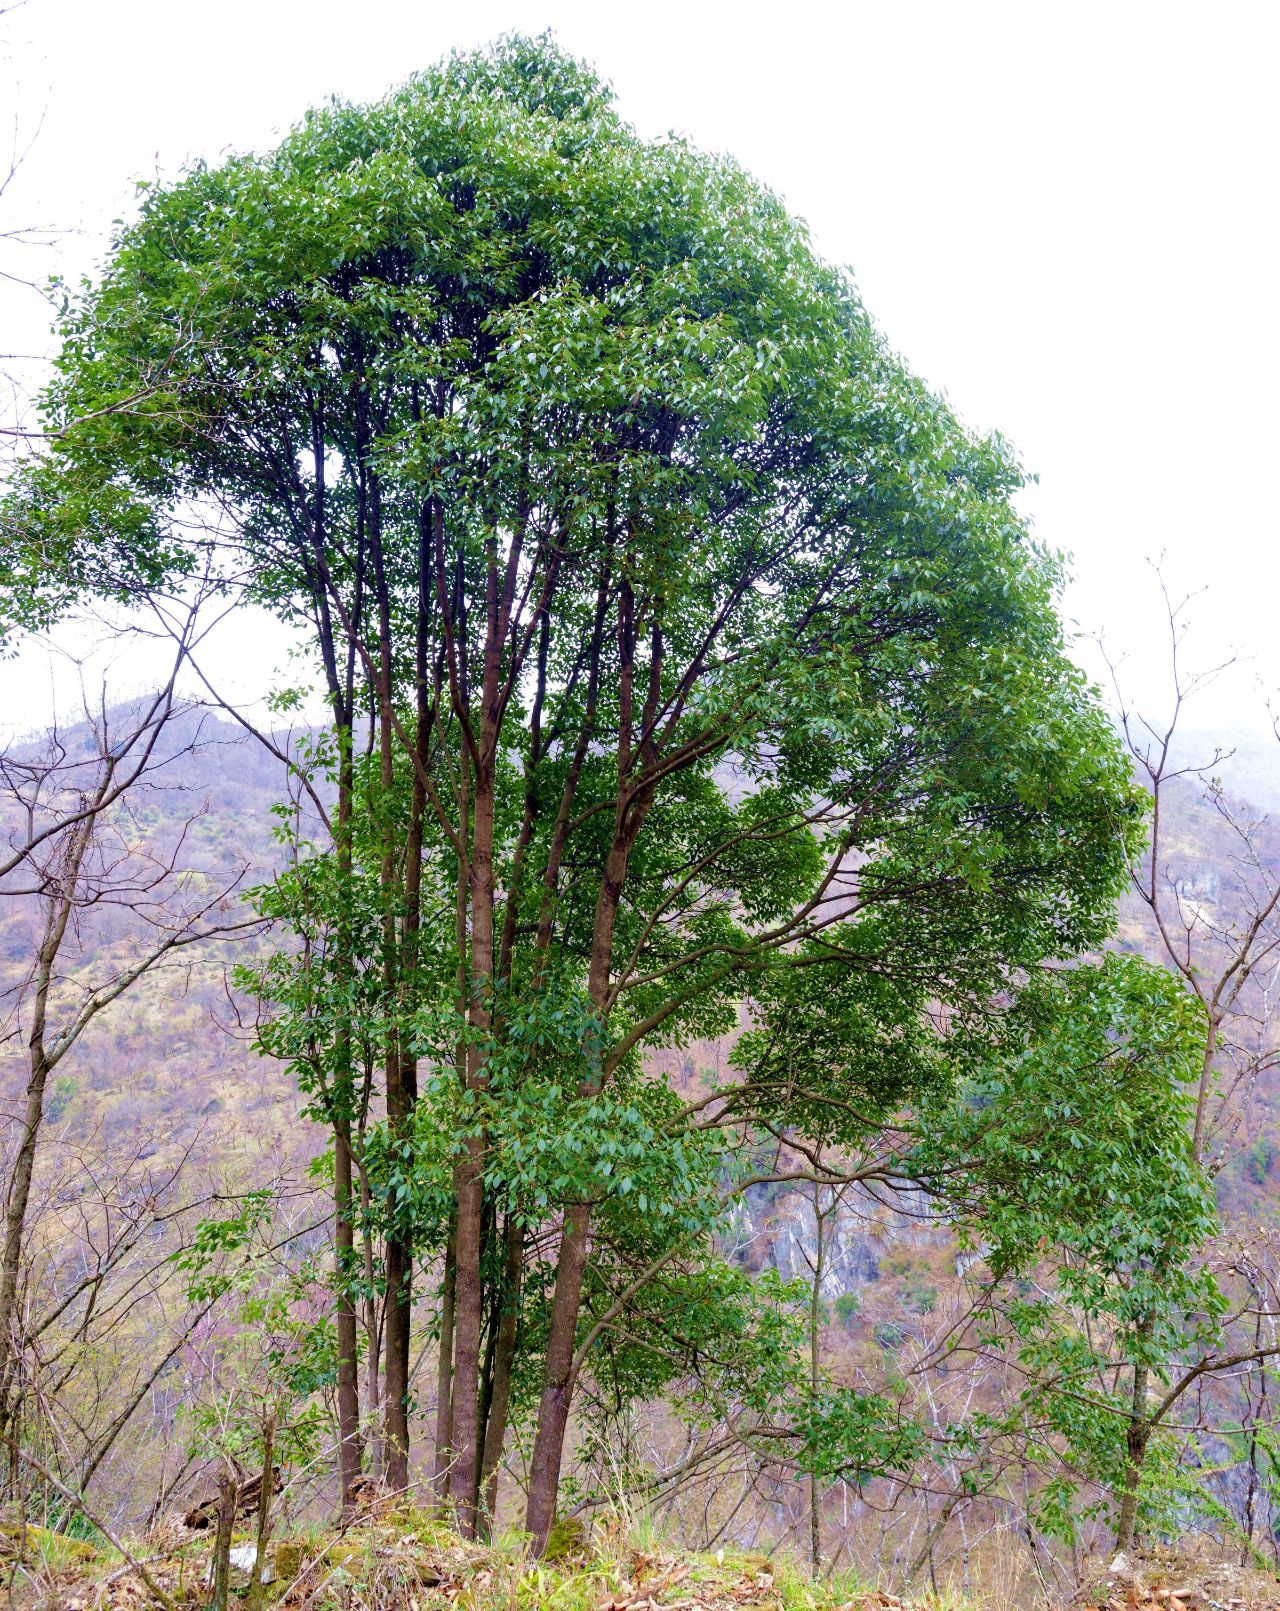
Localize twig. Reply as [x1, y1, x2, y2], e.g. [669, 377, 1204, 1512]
[12, 1447, 175, 1610]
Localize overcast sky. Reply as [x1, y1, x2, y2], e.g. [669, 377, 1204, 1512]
[3, 0, 1277, 753]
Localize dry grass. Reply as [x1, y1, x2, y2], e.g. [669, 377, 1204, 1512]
[18, 1501, 993, 1611]
[30, 1499, 1280, 1611]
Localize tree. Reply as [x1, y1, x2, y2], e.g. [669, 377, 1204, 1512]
[0, 631, 277, 1536]
[11, 35, 1140, 1545]
[1095, 579, 1280, 1552]
[915, 954, 1222, 1551]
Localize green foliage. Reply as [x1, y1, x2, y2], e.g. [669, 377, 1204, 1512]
[903, 1278, 937, 1315]
[175, 1190, 274, 1303]
[923, 954, 1218, 1330]
[915, 952, 1224, 1540]
[45, 1075, 76, 1124]
[832, 1290, 860, 1326]
[1244, 1136, 1275, 1185]
[11, 30, 1171, 1531]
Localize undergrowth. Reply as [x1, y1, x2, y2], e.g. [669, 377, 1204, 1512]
[18, 1499, 977, 1610]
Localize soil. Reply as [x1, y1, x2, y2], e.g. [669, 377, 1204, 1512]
[1077, 1541, 1280, 1611]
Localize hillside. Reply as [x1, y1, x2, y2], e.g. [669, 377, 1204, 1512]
[3, 706, 1280, 1593]
[32, 1506, 1280, 1610]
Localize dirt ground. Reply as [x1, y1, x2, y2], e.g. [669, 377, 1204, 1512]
[1076, 1541, 1280, 1611]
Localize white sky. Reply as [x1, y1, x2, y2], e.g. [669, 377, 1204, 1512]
[2, 0, 1278, 755]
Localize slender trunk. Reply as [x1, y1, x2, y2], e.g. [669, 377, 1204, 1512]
[383, 1238, 410, 1487]
[358, 1161, 382, 1479]
[385, 622, 427, 1490]
[525, 1201, 591, 1551]
[367, 460, 414, 1489]
[247, 1413, 275, 1610]
[333, 743, 364, 1509]
[905, 1493, 963, 1591]
[0, 820, 91, 1416]
[478, 1214, 523, 1538]
[1115, 1347, 1152, 1552]
[0, 1052, 51, 1393]
[333, 1123, 363, 1505]
[526, 819, 637, 1550]
[209, 1472, 236, 1611]
[473, 1285, 499, 1525]
[450, 1130, 485, 1536]
[432, 1222, 457, 1503]
[809, 1189, 825, 1577]
[453, 744, 498, 1534]
[433, 742, 469, 1507]
[300, 399, 365, 1512]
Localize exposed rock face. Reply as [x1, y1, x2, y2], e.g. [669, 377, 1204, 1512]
[752, 1192, 882, 1295]
[725, 1182, 946, 1297]
[1197, 1434, 1277, 1537]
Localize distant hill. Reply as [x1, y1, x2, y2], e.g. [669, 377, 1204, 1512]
[3, 703, 1278, 1309]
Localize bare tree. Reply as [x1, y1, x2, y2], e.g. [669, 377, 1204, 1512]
[1103, 574, 1280, 1551]
[0, 620, 260, 1456]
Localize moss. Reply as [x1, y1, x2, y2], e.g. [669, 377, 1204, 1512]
[270, 1537, 305, 1580]
[0, 1522, 98, 1562]
[542, 1514, 590, 1563]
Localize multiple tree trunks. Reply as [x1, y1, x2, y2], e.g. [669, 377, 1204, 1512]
[14, 35, 1152, 1557]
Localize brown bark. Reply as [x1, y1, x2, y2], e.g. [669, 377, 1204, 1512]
[451, 1055, 488, 1534]
[384, 553, 430, 1492]
[472, 1235, 500, 1525]
[358, 1155, 382, 1478]
[525, 573, 658, 1551]
[808, 1185, 826, 1577]
[333, 733, 365, 1509]
[365, 438, 414, 1492]
[247, 1413, 276, 1610]
[1115, 1344, 1152, 1552]
[209, 1472, 236, 1611]
[333, 1122, 364, 1506]
[447, 478, 529, 1536]
[478, 1214, 523, 1536]
[432, 725, 469, 1508]
[525, 1201, 590, 1550]
[452, 756, 495, 1534]
[432, 1222, 456, 1503]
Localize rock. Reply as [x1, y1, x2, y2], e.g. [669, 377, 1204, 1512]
[543, 1515, 590, 1562]
[0, 1521, 96, 1560]
[184, 1464, 282, 1529]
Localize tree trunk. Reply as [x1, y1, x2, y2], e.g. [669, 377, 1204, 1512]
[1115, 1352, 1152, 1552]
[384, 620, 428, 1492]
[809, 1186, 826, 1577]
[209, 1472, 236, 1611]
[452, 742, 498, 1535]
[0, 818, 91, 1433]
[333, 738, 364, 1509]
[0, 1050, 51, 1388]
[450, 1137, 485, 1535]
[432, 1223, 456, 1504]
[525, 805, 636, 1550]
[359, 1158, 382, 1479]
[472, 1274, 499, 1526]
[478, 1215, 523, 1537]
[525, 1201, 591, 1551]
[247, 1413, 275, 1610]
[333, 1122, 364, 1506]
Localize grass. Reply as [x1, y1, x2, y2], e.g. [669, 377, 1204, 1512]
[32, 1499, 989, 1611]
